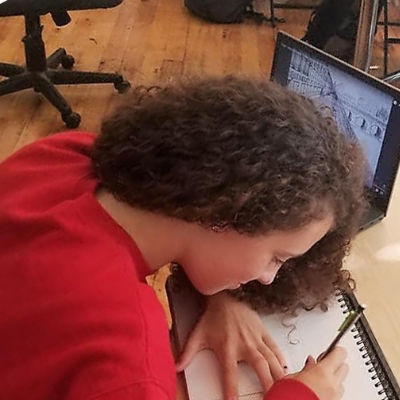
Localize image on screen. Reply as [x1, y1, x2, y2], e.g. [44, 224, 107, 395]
[285, 49, 393, 187]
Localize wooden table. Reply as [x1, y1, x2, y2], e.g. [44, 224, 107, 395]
[176, 174, 400, 400]
[328, 0, 400, 383]
[344, 174, 400, 381]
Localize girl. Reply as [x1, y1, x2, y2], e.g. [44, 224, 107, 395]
[0, 76, 366, 400]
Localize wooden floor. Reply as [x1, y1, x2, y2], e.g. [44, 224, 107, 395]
[1, 0, 400, 322]
[1, 0, 400, 161]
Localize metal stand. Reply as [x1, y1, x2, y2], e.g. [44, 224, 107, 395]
[381, 0, 400, 82]
[353, 0, 381, 72]
[269, 1, 317, 27]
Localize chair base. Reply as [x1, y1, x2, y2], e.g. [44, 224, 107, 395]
[0, 14, 130, 129]
[0, 48, 130, 129]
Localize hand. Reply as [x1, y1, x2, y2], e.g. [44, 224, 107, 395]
[176, 291, 287, 400]
[289, 347, 349, 400]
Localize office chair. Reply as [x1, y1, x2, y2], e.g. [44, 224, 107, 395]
[0, 0, 131, 128]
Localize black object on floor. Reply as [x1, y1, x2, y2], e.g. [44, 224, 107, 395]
[0, 1, 131, 129]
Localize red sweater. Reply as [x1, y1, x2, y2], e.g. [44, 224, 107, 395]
[0, 132, 318, 400]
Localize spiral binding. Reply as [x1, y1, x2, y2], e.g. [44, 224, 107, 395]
[337, 293, 397, 400]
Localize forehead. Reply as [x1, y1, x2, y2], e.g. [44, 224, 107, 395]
[205, 216, 333, 259]
[266, 216, 334, 254]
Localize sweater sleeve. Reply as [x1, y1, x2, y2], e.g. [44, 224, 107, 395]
[264, 379, 320, 400]
[83, 380, 172, 400]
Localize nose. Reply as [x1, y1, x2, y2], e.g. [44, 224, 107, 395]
[257, 269, 279, 285]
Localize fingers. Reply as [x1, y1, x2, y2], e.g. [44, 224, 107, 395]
[338, 384, 345, 399]
[257, 345, 286, 380]
[319, 347, 347, 372]
[176, 328, 206, 372]
[262, 333, 287, 370]
[316, 352, 324, 363]
[219, 352, 239, 400]
[247, 350, 274, 392]
[335, 363, 349, 381]
[303, 355, 317, 370]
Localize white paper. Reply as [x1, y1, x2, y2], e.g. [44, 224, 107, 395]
[170, 285, 386, 400]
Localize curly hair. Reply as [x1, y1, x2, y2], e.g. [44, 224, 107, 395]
[91, 76, 367, 313]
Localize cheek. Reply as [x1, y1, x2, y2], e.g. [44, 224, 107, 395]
[235, 254, 273, 282]
[176, 252, 234, 295]
[179, 251, 249, 294]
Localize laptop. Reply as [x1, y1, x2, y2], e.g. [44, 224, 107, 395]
[271, 32, 400, 230]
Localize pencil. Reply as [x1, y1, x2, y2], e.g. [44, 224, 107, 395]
[319, 304, 366, 361]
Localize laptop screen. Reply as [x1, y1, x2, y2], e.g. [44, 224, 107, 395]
[271, 32, 400, 209]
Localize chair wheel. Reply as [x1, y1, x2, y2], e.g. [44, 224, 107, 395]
[115, 80, 131, 94]
[63, 112, 81, 129]
[61, 55, 75, 70]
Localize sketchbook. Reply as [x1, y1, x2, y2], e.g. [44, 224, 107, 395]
[167, 278, 400, 400]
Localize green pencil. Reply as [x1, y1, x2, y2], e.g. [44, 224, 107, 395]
[319, 304, 366, 361]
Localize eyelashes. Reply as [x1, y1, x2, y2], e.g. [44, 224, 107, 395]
[272, 257, 286, 267]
